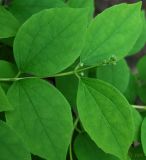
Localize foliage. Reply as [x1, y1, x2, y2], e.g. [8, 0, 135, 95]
[0, 0, 146, 160]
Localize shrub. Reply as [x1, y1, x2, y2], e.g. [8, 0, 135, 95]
[0, 0, 146, 160]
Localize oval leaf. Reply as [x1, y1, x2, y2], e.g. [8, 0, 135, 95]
[14, 8, 88, 76]
[77, 78, 134, 160]
[6, 79, 73, 160]
[81, 2, 142, 65]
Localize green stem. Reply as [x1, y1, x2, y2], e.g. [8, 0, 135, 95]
[0, 76, 39, 82]
[0, 63, 103, 82]
[132, 105, 146, 110]
[50, 70, 75, 77]
[52, 63, 102, 78]
[69, 141, 73, 160]
[0, 64, 102, 82]
[69, 117, 79, 160]
[15, 71, 21, 78]
[75, 127, 82, 133]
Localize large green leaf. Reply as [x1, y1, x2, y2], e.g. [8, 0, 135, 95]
[77, 78, 134, 160]
[74, 133, 119, 160]
[0, 85, 12, 112]
[81, 2, 142, 65]
[6, 79, 73, 160]
[14, 8, 88, 76]
[141, 118, 146, 156]
[67, 0, 94, 21]
[0, 121, 31, 160]
[8, 0, 66, 23]
[0, 6, 20, 38]
[96, 59, 130, 93]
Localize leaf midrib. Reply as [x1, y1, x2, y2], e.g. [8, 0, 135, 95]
[21, 84, 59, 160]
[82, 83, 127, 158]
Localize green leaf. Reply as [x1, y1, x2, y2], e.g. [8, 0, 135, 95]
[14, 8, 88, 76]
[129, 145, 146, 160]
[6, 79, 73, 160]
[8, 0, 67, 23]
[0, 60, 18, 78]
[124, 74, 137, 104]
[96, 59, 130, 93]
[0, 121, 31, 160]
[67, 0, 94, 21]
[81, 2, 142, 65]
[56, 74, 78, 107]
[0, 85, 12, 112]
[0, 60, 18, 92]
[137, 56, 146, 82]
[74, 133, 119, 160]
[77, 78, 134, 160]
[141, 118, 146, 156]
[0, 6, 20, 38]
[131, 108, 143, 141]
[138, 84, 146, 104]
[128, 11, 146, 56]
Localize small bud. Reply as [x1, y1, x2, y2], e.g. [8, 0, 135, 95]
[103, 59, 107, 64]
[80, 72, 84, 76]
[80, 63, 84, 67]
[110, 55, 117, 62]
